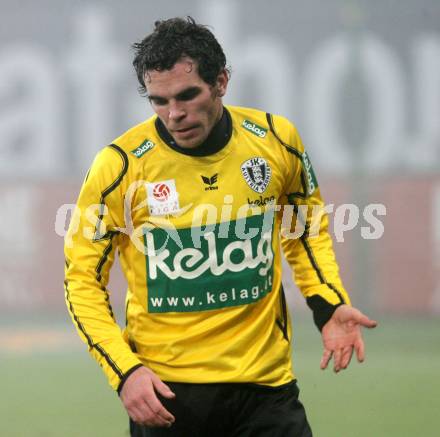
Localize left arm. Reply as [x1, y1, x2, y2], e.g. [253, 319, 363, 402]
[269, 114, 377, 370]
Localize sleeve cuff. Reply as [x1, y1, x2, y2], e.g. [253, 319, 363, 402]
[117, 363, 144, 396]
[306, 295, 344, 331]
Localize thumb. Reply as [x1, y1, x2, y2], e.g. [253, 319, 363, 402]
[151, 376, 176, 399]
[357, 313, 378, 329]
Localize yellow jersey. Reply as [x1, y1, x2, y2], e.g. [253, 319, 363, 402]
[64, 105, 350, 392]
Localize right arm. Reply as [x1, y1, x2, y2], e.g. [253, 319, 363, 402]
[64, 145, 175, 427]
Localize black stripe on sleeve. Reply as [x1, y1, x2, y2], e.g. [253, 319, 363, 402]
[268, 113, 346, 329]
[64, 275, 124, 380]
[299, 234, 346, 330]
[96, 238, 115, 281]
[266, 113, 307, 200]
[266, 113, 302, 159]
[300, 172, 308, 196]
[275, 285, 289, 342]
[300, 236, 326, 284]
[102, 285, 116, 321]
[95, 237, 117, 321]
[327, 282, 345, 303]
[90, 144, 129, 319]
[299, 235, 345, 303]
[64, 146, 129, 382]
[93, 144, 129, 242]
[287, 192, 306, 203]
[288, 200, 346, 306]
[125, 298, 130, 327]
[102, 144, 129, 198]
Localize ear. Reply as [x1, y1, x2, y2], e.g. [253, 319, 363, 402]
[216, 69, 229, 97]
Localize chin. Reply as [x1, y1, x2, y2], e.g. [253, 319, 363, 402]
[179, 140, 202, 149]
[178, 135, 207, 149]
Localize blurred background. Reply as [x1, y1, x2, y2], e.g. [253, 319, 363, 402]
[1, 0, 439, 436]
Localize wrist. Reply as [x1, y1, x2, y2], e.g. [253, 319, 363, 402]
[117, 363, 144, 396]
[306, 295, 344, 331]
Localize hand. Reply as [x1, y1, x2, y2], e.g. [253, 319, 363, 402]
[120, 366, 176, 427]
[320, 304, 377, 373]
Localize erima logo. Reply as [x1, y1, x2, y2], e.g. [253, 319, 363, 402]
[242, 120, 267, 138]
[201, 174, 218, 191]
[131, 139, 155, 158]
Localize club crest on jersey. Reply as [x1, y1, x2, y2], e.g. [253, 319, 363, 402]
[241, 157, 271, 194]
[146, 179, 180, 216]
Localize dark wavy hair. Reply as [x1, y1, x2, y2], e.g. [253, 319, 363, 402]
[132, 16, 229, 96]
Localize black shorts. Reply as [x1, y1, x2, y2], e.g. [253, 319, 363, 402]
[129, 380, 313, 437]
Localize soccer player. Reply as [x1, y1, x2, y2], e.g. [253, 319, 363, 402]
[64, 16, 377, 436]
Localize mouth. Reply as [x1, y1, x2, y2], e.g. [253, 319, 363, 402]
[173, 125, 198, 134]
[171, 125, 200, 141]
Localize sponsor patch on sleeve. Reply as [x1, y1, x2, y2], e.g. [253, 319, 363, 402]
[131, 139, 155, 158]
[242, 120, 267, 138]
[301, 151, 318, 195]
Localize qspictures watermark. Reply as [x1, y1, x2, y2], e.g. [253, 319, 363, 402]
[55, 193, 386, 251]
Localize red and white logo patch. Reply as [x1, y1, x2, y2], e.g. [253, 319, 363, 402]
[152, 183, 171, 202]
[146, 179, 180, 216]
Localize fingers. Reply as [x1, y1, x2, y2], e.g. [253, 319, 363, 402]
[129, 387, 174, 428]
[120, 367, 176, 428]
[320, 348, 332, 370]
[151, 374, 176, 400]
[322, 345, 354, 373]
[130, 399, 173, 428]
[354, 338, 365, 363]
[332, 346, 356, 372]
[125, 395, 173, 428]
[143, 382, 175, 425]
[340, 345, 354, 369]
[127, 404, 146, 425]
[333, 348, 342, 372]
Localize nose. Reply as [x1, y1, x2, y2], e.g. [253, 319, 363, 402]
[168, 101, 186, 121]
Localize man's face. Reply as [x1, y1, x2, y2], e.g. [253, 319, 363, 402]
[145, 58, 228, 149]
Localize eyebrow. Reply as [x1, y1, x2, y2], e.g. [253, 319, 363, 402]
[148, 86, 202, 102]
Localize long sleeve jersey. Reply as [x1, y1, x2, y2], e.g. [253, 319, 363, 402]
[64, 105, 350, 392]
